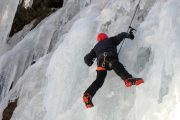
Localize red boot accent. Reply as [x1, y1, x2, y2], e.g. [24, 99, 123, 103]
[86, 104, 93, 108]
[124, 79, 132, 87]
[83, 96, 88, 103]
[83, 93, 94, 108]
[135, 79, 144, 86]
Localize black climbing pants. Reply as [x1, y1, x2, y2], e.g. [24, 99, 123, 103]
[110, 60, 132, 80]
[84, 60, 132, 98]
[85, 70, 107, 97]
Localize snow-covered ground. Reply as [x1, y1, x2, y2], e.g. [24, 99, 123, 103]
[0, 0, 180, 120]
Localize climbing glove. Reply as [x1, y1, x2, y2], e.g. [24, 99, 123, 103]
[129, 32, 134, 40]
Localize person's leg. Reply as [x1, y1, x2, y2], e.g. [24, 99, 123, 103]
[84, 70, 107, 97]
[110, 60, 132, 80]
[110, 60, 144, 87]
[83, 70, 107, 108]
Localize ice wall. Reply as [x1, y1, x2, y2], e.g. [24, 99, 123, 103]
[129, 0, 180, 119]
[0, 0, 180, 120]
[0, 0, 96, 119]
[0, 0, 20, 54]
[23, 0, 34, 8]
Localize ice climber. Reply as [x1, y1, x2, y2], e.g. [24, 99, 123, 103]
[83, 30, 144, 108]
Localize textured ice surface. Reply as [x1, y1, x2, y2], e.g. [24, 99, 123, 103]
[0, 0, 180, 120]
[0, 0, 20, 54]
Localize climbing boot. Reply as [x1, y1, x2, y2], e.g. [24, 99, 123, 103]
[124, 78, 144, 87]
[83, 93, 94, 108]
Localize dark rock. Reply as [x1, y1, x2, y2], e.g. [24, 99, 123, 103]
[9, 0, 63, 37]
[2, 99, 18, 120]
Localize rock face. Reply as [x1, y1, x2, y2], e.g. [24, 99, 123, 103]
[9, 0, 63, 37]
[2, 99, 18, 120]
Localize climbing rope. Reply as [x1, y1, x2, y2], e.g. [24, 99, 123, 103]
[118, 0, 142, 55]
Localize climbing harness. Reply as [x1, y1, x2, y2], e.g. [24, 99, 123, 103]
[97, 52, 115, 70]
[102, 52, 108, 67]
[118, 0, 142, 55]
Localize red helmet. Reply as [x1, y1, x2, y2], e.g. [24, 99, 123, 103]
[97, 33, 108, 42]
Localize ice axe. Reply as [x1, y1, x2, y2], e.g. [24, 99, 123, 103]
[118, 26, 137, 54]
[128, 26, 136, 34]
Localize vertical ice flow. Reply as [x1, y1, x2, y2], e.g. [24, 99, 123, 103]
[0, 0, 20, 54]
[0, 0, 180, 120]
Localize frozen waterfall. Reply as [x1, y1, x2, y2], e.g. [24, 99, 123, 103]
[0, 0, 180, 120]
